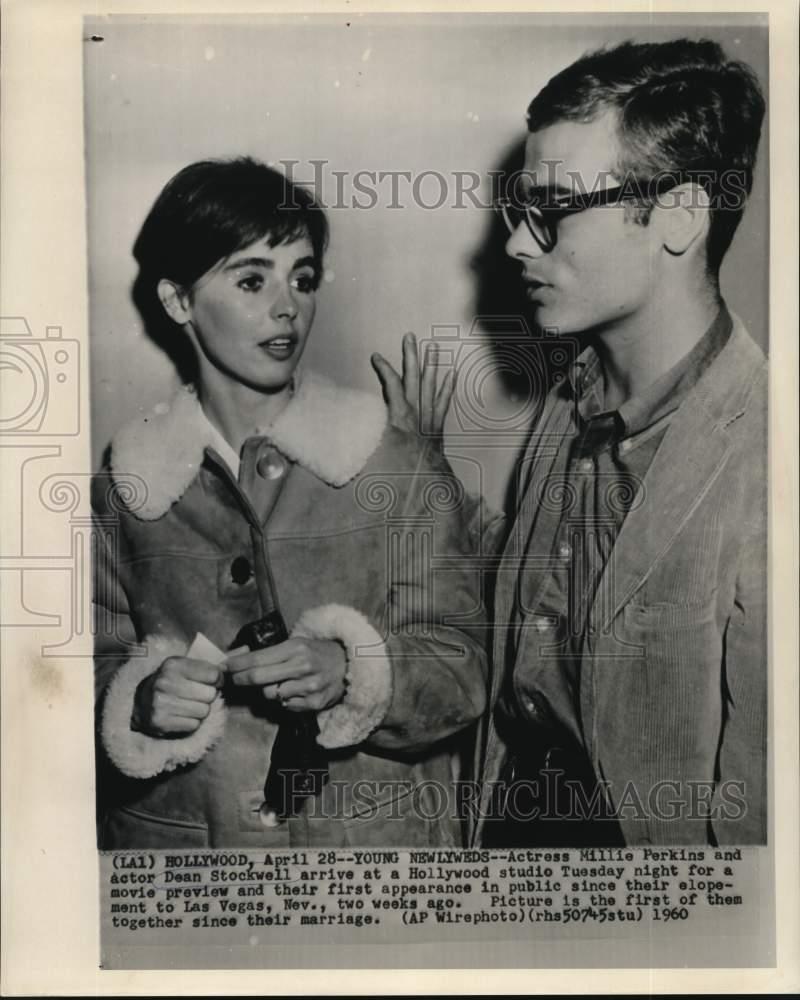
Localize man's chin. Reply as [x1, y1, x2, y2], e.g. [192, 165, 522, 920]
[529, 300, 565, 332]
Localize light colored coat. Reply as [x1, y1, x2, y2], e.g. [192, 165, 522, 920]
[94, 371, 488, 848]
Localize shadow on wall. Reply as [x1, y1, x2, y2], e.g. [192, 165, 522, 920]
[466, 138, 583, 524]
[467, 137, 582, 399]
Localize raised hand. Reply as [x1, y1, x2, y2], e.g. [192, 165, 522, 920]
[371, 332, 455, 443]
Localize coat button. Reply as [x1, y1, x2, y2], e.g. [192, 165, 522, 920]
[256, 451, 286, 480]
[230, 556, 252, 585]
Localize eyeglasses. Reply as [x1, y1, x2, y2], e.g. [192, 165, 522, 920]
[494, 179, 676, 252]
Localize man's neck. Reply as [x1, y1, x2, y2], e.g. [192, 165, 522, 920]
[592, 285, 721, 411]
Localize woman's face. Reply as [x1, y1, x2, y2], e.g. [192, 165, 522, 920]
[180, 233, 318, 394]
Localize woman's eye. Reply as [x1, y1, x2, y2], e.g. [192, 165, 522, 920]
[292, 272, 318, 294]
[237, 274, 264, 292]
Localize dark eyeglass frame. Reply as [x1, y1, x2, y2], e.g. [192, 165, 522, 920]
[494, 178, 678, 252]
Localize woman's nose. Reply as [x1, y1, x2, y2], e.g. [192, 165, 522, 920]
[270, 286, 299, 321]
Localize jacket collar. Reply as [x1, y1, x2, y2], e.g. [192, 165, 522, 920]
[110, 370, 387, 520]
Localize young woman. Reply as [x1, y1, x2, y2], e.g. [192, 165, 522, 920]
[93, 157, 488, 849]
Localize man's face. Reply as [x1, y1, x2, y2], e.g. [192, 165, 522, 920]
[506, 111, 661, 338]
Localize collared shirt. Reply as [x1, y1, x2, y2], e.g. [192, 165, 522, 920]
[507, 305, 733, 744]
[201, 410, 242, 477]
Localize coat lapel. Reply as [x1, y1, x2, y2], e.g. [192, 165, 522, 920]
[590, 319, 766, 630]
[473, 388, 574, 841]
[591, 394, 732, 630]
[493, 387, 574, 633]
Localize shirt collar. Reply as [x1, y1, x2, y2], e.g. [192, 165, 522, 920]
[199, 409, 242, 478]
[569, 304, 733, 436]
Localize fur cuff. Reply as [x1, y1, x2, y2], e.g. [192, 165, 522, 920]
[292, 604, 392, 749]
[100, 635, 226, 779]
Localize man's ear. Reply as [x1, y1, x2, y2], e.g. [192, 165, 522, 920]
[658, 183, 711, 256]
[157, 279, 192, 325]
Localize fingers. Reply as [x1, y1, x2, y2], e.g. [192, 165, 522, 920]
[226, 640, 297, 671]
[267, 675, 336, 713]
[401, 332, 420, 413]
[234, 659, 305, 688]
[420, 341, 439, 434]
[158, 658, 221, 702]
[226, 639, 301, 687]
[163, 656, 223, 688]
[251, 638, 347, 711]
[434, 366, 456, 433]
[371, 353, 411, 426]
[135, 658, 222, 737]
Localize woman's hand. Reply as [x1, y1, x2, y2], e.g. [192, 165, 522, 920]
[133, 657, 224, 737]
[371, 332, 455, 444]
[226, 637, 347, 712]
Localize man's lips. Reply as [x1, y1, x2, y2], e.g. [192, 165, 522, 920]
[521, 274, 549, 288]
[522, 276, 552, 299]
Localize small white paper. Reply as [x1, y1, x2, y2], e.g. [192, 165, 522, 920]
[185, 631, 227, 664]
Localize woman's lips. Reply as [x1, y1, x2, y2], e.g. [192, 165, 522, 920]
[259, 334, 297, 360]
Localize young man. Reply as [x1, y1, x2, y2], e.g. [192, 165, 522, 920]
[479, 38, 768, 847]
[379, 37, 767, 847]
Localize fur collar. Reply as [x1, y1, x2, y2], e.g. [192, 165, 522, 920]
[110, 370, 387, 520]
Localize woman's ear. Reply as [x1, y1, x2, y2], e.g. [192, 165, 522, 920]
[658, 183, 711, 257]
[157, 279, 192, 325]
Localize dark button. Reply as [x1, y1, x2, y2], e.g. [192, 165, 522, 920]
[230, 556, 252, 586]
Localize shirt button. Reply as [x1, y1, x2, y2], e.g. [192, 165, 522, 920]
[256, 451, 286, 480]
[230, 556, 253, 586]
[558, 542, 572, 559]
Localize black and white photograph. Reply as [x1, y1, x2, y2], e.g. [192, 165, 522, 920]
[87, 13, 769, 851]
[1, 0, 798, 993]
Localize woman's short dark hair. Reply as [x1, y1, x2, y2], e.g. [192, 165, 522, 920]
[526, 38, 766, 277]
[132, 156, 329, 382]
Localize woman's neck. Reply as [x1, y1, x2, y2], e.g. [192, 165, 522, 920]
[196, 367, 293, 456]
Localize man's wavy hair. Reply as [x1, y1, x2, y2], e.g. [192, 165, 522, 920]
[526, 38, 766, 278]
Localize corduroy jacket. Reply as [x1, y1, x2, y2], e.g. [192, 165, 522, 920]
[471, 316, 767, 846]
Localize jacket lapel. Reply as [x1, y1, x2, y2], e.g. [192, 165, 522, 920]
[493, 387, 574, 633]
[474, 388, 574, 840]
[591, 395, 732, 630]
[590, 319, 766, 630]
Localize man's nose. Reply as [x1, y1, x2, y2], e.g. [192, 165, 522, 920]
[505, 221, 544, 260]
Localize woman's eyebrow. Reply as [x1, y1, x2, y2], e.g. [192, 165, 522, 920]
[292, 255, 318, 271]
[222, 254, 318, 272]
[223, 256, 274, 271]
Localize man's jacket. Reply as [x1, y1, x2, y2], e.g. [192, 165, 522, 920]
[472, 316, 767, 846]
